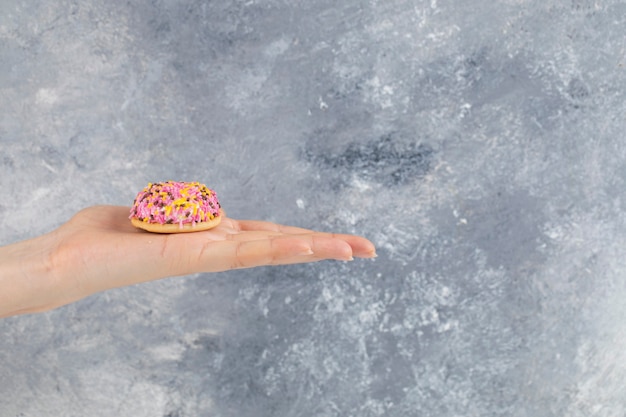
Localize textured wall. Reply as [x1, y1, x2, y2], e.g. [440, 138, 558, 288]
[2, 0, 626, 415]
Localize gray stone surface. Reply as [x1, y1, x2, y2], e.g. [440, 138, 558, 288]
[2, 0, 626, 415]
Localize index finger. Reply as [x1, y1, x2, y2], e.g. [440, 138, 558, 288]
[222, 218, 317, 234]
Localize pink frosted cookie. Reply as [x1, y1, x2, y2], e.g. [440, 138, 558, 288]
[129, 181, 222, 233]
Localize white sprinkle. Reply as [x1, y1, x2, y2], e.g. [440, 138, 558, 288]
[319, 97, 328, 110]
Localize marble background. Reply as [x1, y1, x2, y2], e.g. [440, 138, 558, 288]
[2, 0, 626, 415]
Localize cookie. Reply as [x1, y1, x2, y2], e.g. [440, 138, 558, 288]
[129, 181, 222, 233]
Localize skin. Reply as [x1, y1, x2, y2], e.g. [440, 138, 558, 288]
[0, 206, 377, 318]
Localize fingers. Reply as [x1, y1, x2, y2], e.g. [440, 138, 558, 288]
[219, 217, 377, 258]
[199, 228, 373, 253]
[322, 234, 377, 259]
[190, 234, 356, 273]
[207, 230, 376, 260]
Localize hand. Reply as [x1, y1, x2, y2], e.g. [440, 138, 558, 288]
[0, 206, 376, 317]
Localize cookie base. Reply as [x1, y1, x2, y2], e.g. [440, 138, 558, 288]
[131, 213, 222, 233]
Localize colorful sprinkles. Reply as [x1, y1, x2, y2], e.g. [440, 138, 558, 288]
[129, 181, 221, 228]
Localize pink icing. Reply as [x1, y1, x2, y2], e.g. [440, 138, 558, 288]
[129, 181, 221, 227]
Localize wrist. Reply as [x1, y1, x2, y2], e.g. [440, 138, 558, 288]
[0, 234, 61, 317]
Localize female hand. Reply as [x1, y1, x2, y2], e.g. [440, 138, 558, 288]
[0, 206, 376, 318]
